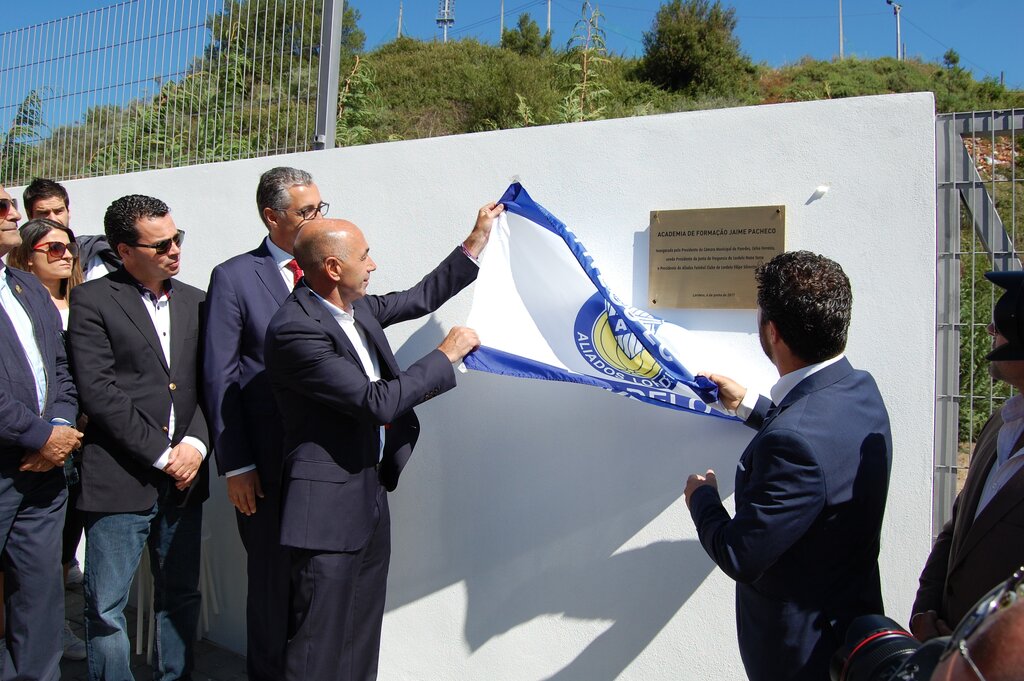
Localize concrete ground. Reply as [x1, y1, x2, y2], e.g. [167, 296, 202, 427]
[61, 580, 247, 681]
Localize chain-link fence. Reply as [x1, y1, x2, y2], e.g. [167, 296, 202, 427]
[935, 109, 1024, 534]
[0, 0, 332, 186]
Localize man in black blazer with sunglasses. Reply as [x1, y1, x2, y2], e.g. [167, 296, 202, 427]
[68, 194, 209, 681]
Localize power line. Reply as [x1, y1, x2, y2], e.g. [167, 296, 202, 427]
[448, 0, 545, 37]
[901, 16, 994, 80]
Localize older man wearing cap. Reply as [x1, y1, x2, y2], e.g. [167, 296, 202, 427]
[911, 270, 1024, 642]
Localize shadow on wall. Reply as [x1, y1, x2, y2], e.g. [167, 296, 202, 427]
[390, 316, 753, 680]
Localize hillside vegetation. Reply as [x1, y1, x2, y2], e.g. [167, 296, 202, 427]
[2, 0, 1021, 185]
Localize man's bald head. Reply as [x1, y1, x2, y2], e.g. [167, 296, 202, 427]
[294, 218, 376, 310]
[934, 598, 1024, 680]
[293, 219, 360, 274]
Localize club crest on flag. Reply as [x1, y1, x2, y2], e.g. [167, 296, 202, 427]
[574, 294, 672, 389]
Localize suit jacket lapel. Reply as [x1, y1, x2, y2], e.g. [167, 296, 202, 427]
[109, 270, 169, 373]
[294, 286, 362, 366]
[354, 315, 397, 379]
[775, 357, 854, 411]
[951, 416, 1024, 568]
[168, 281, 191, 373]
[956, 469, 1024, 567]
[254, 243, 290, 305]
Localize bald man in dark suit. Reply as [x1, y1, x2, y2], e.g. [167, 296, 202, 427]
[265, 204, 502, 681]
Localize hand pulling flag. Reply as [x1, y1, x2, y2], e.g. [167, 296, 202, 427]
[464, 182, 731, 418]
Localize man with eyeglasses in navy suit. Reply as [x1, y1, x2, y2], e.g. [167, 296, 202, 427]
[0, 182, 82, 680]
[201, 166, 327, 681]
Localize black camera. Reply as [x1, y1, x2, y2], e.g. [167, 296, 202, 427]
[829, 615, 947, 681]
[830, 565, 1024, 681]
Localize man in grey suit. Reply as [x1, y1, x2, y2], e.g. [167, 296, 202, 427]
[0, 182, 82, 680]
[68, 194, 209, 681]
[912, 270, 1024, 641]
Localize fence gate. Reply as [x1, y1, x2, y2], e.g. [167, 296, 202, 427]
[935, 109, 1024, 536]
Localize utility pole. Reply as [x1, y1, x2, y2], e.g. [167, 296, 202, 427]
[437, 0, 455, 44]
[398, 2, 403, 39]
[547, 0, 551, 36]
[838, 0, 844, 59]
[500, 0, 504, 39]
[886, 0, 902, 61]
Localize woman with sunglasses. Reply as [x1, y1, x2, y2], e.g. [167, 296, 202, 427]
[7, 217, 83, 326]
[5, 217, 88, 660]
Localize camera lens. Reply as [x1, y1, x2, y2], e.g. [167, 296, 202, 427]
[831, 615, 921, 681]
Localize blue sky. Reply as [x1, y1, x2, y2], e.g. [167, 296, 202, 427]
[12, 0, 1024, 88]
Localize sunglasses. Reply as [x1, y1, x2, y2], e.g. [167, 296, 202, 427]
[127, 229, 185, 255]
[0, 197, 18, 219]
[33, 241, 80, 260]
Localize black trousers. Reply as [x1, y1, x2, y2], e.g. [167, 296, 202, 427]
[236, 485, 291, 681]
[0, 465, 66, 681]
[285, 494, 391, 681]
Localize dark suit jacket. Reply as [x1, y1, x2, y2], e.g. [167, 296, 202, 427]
[68, 267, 209, 513]
[689, 358, 893, 681]
[265, 247, 477, 553]
[913, 410, 1024, 627]
[202, 240, 288, 483]
[0, 267, 77, 461]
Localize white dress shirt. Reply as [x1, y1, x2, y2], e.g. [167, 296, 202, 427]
[265, 237, 299, 290]
[975, 393, 1024, 518]
[136, 284, 208, 470]
[0, 264, 48, 414]
[312, 290, 386, 461]
[734, 354, 847, 421]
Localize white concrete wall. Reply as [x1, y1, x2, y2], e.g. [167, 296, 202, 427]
[15, 92, 936, 680]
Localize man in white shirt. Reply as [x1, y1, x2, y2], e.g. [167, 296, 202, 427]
[264, 209, 501, 681]
[684, 250, 893, 681]
[67, 194, 208, 681]
[0, 182, 82, 680]
[912, 269, 1024, 642]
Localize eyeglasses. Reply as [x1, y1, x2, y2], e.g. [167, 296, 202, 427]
[33, 241, 80, 260]
[0, 197, 18, 219]
[279, 201, 329, 222]
[955, 639, 987, 681]
[127, 229, 185, 255]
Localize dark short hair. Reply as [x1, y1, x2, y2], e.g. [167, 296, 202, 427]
[256, 167, 313, 227]
[756, 250, 852, 364]
[23, 177, 69, 214]
[104, 195, 170, 248]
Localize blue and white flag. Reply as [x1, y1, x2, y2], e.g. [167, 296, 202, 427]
[464, 182, 733, 419]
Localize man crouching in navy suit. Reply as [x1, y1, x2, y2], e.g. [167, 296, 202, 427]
[684, 250, 893, 681]
[265, 204, 503, 681]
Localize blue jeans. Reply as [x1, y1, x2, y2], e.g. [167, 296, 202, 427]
[84, 487, 202, 681]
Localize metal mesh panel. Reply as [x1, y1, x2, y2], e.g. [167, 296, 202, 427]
[935, 109, 1024, 536]
[0, 0, 324, 185]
